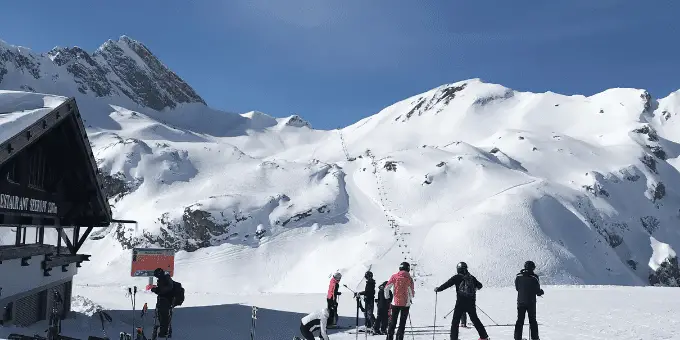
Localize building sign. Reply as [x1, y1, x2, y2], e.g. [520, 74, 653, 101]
[0, 193, 58, 214]
[131, 248, 175, 277]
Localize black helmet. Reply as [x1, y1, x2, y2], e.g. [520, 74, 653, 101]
[399, 262, 410, 272]
[365, 271, 373, 280]
[524, 260, 536, 271]
[456, 262, 468, 274]
[153, 268, 165, 278]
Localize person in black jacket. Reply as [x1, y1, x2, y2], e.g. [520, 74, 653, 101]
[372, 281, 392, 335]
[151, 268, 175, 337]
[356, 271, 376, 330]
[434, 262, 489, 340]
[514, 261, 544, 340]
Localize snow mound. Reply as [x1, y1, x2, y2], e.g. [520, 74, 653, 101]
[649, 237, 676, 271]
[0, 90, 67, 143]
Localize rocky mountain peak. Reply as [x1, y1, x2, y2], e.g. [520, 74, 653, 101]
[0, 35, 206, 111]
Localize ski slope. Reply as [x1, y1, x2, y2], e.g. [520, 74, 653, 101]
[1, 286, 678, 339]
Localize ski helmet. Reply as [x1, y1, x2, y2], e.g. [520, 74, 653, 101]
[456, 262, 468, 274]
[399, 262, 410, 272]
[333, 272, 342, 280]
[524, 260, 536, 271]
[153, 268, 165, 278]
[365, 270, 373, 280]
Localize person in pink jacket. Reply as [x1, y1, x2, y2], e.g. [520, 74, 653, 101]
[384, 262, 414, 340]
[326, 272, 342, 326]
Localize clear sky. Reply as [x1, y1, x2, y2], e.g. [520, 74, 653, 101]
[2, 1, 679, 129]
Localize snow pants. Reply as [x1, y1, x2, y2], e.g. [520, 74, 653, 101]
[386, 305, 409, 340]
[373, 304, 389, 334]
[156, 298, 173, 337]
[450, 299, 488, 340]
[300, 321, 318, 340]
[157, 306, 172, 337]
[515, 303, 539, 340]
[363, 297, 375, 328]
[326, 298, 338, 326]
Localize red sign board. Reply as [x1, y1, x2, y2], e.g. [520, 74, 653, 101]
[131, 248, 175, 277]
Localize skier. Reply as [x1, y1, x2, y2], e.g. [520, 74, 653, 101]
[299, 307, 331, 340]
[514, 261, 544, 340]
[372, 280, 392, 335]
[327, 272, 342, 327]
[434, 262, 489, 340]
[150, 268, 174, 338]
[356, 270, 376, 331]
[384, 262, 414, 340]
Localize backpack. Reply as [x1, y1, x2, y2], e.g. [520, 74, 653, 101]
[172, 281, 185, 307]
[457, 274, 476, 298]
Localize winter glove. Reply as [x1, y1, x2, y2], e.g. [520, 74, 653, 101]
[538, 289, 544, 296]
[434, 287, 441, 293]
[337, 292, 342, 296]
[150, 287, 158, 294]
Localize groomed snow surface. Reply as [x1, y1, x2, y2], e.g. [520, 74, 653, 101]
[2, 56, 680, 339]
[1, 286, 678, 339]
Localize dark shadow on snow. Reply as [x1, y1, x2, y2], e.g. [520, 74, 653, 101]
[1, 303, 357, 340]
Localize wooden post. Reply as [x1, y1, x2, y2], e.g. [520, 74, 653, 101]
[56, 227, 62, 255]
[14, 226, 21, 246]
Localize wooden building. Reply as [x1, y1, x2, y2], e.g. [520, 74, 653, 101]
[0, 95, 112, 327]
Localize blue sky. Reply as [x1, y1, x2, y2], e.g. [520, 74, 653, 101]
[2, 1, 679, 129]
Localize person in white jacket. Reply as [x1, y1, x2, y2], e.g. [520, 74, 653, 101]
[299, 307, 330, 340]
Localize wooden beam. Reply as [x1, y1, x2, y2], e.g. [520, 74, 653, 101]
[57, 228, 76, 255]
[0, 244, 49, 261]
[73, 226, 80, 250]
[14, 226, 21, 246]
[42, 254, 90, 269]
[75, 226, 93, 252]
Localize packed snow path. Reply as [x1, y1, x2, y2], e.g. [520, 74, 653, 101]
[1, 286, 677, 339]
[337, 127, 423, 284]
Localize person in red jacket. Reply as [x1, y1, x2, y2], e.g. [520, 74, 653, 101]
[384, 262, 414, 340]
[327, 272, 342, 326]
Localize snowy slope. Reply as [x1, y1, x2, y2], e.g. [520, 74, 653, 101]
[64, 77, 680, 293]
[1, 286, 679, 340]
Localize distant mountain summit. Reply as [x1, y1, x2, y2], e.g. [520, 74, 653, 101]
[0, 35, 205, 111]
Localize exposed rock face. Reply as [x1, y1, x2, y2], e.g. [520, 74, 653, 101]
[1, 36, 206, 111]
[93, 36, 205, 110]
[402, 83, 468, 120]
[649, 256, 680, 286]
[283, 115, 312, 128]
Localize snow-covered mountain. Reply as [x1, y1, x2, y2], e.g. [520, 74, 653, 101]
[2, 36, 680, 297]
[1, 35, 203, 110]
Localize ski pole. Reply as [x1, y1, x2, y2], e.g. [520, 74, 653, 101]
[443, 305, 455, 319]
[476, 305, 499, 326]
[432, 293, 437, 340]
[355, 297, 359, 340]
[128, 287, 135, 338]
[343, 284, 357, 294]
[408, 312, 415, 340]
[133, 287, 137, 336]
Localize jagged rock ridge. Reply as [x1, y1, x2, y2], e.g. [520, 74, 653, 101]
[1, 36, 205, 111]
